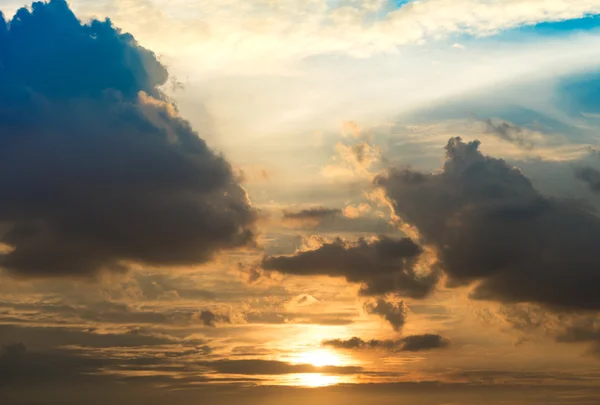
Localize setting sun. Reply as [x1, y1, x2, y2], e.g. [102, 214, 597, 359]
[295, 349, 342, 367]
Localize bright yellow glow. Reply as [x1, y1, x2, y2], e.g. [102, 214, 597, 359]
[295, 349, 342, 367]
[295, 373, 341, 387]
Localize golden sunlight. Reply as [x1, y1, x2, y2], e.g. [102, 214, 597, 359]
[295, 373, 341, 388]
[294, 349, 343, 367]
[273, 373, 353, 388]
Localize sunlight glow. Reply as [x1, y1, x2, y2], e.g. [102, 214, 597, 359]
[294, 373, 341, 388]
[295, 349, 342, 367]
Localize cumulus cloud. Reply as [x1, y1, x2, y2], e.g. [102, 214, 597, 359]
[377, 137, 600, 310]
[0, 1, 256, 277]
[323, 334, 450, 352]
[364, 298, 407, 331]
[262, 236, 439, 298]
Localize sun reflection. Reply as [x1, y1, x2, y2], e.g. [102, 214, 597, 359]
[294, 373, 341, 387]
[273, 373, 352, 387]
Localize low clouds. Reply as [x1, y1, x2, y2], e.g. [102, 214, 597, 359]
[556, 322, 600, 357]
[279, 205, 395, 233]
[262, 236, 439, 298]
[0, 343, 106, 386]
[323, 334, 450, 352]
[575, 166, 600, 193]
[202, 359, 362, 375]
[377, 137, 600, 310]
[364, 298, 407, 331]
[282, 207, 341, 227]
[0, 1, 256, 277]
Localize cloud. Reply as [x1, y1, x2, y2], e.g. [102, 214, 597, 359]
[575, 166, 600, 193]
[322, 141, 382, 180]
[0, 324, 185, 349]
[555, 322, 600, 357]
[78, 0, 600, 65]
[201, 359, 362, 375]
[343, 203, 371, 219]
[0, 1, 256, 277]
[0, 343, 105, 386]
[199, 310, 231, 327]
[377, 137, 600, 310]
[262, 236, 439, 298]
[483, 119, 535, 150]
[323, 334, 450, 352]
[282, 207, 342, 227]
[0, 341, 212, 387]
[278, 205, 395, 233]
[364, 298, 407, 331]
[243, 310, 354, 326]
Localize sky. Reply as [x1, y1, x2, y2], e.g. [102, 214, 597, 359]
[1, 1, 600, 404]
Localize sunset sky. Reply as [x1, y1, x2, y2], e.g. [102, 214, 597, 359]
[2, 1, 600, 404]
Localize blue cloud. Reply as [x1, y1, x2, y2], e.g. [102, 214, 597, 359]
[0, 0, 257, 277]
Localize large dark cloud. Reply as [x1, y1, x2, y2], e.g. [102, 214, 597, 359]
[0, 1, 256, 277]
[377, 137, 600, 310]
[261, 236, 439, 297]
[323, 334, 450, 352]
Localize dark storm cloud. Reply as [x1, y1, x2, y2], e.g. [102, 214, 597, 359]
[202, 359, 362, 375]
[262, 236, 439, 297]
[377, 137, 600, 310]
[483, 118, 534, 149]
[322, 334, 450, 352]
[364, 298, 407, 331]
[575, 166, 600, 193]
[0, 1, 256, 277]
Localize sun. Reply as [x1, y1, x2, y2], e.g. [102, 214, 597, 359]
[295, 349, 342, 367]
